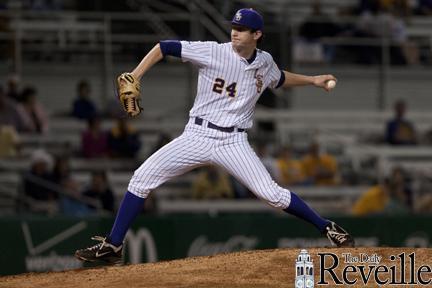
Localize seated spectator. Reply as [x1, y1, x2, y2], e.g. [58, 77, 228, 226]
[82, 171, 115, 212]
[0, 85, 25, 132]
[192, 166, 234, 199]
[50, 154, 73, 185]
[72, 80, 97, 120]
[81, 116, 109, 158]
[16, 86, 49, 134]
[49, 154, 89, 215]
[275, 146, 305, 186]
[6, 74, 20, 102]
[299, 2, 340, 40]
[59, 178, 92, 216]
[108, 118, 141, 158]
[23, 149, 56, 200]
[385, 99, 417, 145]
[301, 142, 339, 185]
[22, 149, 58, 214]
[298, 1, 341, 62]
[352, 167, 411, 216]
[0, 125, 19, 158]
[354, 2, 419, 65]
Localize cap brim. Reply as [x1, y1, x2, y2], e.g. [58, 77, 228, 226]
[231, 22, 260, 31]
[231, 22, 245, 27]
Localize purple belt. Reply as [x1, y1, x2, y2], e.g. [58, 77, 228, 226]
[194, 117, 245, 133]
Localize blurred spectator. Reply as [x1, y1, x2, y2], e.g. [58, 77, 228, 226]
[275, 146, 305, 186]
[298, 1, 341, 62]
[108, 118, 141, 158]
[82, 171, 115, 212]
[300, 2, 340, 40]
[0, 85, 25, 131]
[24, 149, 55, 200]
[0, 125, 20, 158]
[49, 154, 89, 215]
[49, 155, 85, 211]
[50, 154, 72, 185]
[81, 116, 109, 158]
[16, 86, 49, 134]
[6, 74, 20, 102]
[352, 167, 411, 215]
[415, 0, 432, 15]
[22, 149, 58, 214]
[385, 99, 417, 145]
[72, 80, 97, 120]
[59, 178, 92, 216]
[355, 2, 419, 65]
[192, 166, 234, 199]
[301, 142, 339, 185]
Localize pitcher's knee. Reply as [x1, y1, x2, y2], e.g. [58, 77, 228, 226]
[127, 184, 151, 199]
[127, 166, 164, 198]
[261, 187, 291, 209]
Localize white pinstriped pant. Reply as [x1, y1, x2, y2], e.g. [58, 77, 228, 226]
[128, 118, 292, 209]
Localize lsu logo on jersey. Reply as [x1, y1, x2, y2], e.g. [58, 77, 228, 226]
[254, 69, 263, 93]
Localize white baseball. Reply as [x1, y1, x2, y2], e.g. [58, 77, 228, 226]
[326, 80, 336, 89]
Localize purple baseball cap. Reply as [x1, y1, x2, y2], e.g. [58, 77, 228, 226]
[231, 8, 263, 31]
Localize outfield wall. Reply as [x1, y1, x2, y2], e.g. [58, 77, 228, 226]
[1, 214, 431, 275]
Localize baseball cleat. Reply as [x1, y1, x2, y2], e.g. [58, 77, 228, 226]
[75, 236, 123, 265]
[324, 222, 355, 247]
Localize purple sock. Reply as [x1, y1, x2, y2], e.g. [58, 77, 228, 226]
[108, 191, 145, 246]
[283, 192, 329, 232]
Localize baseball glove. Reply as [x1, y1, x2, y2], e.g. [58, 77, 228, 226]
[116, 72, 143, 117]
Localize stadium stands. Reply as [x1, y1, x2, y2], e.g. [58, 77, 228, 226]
[1, 0, 432, 217]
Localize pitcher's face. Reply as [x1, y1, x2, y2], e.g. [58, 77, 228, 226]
[231, 25, 260, 50]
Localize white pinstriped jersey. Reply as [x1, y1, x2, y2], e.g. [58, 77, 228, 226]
[128, 40, 292, 210]
[180, 41, 282, 129]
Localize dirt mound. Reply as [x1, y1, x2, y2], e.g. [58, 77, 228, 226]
[1, 248, 430, 288]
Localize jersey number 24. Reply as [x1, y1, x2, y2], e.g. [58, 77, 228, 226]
[212, 78, 237, 97]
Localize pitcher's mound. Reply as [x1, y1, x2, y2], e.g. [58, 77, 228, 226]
[1, 247, 431, 288]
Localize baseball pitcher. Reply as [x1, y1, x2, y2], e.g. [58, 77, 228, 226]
[75, 8, 354, 265]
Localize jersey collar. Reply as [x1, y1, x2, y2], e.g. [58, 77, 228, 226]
[245, 49, 264, 70]
[229, 43, 264, 69]
[247, 49, 257, 64]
